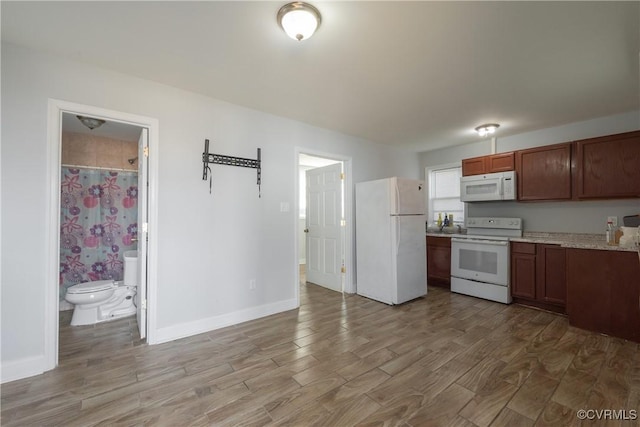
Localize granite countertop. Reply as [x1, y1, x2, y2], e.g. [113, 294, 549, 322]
[426, 232, 460, 238]
[426, 230, 639, 252]
[510, 232, 639, 252]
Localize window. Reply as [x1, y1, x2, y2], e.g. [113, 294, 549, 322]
[426, 164, 465, 225]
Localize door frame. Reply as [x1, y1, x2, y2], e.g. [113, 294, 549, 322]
[45, 99, 160, 371]
[294, 148, 354, 306]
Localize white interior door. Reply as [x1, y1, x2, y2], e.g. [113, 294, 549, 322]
[306, 163, 343, 292]
[137, 128, 148, 339]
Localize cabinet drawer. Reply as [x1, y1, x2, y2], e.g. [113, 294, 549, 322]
[511, 241, 536, 254]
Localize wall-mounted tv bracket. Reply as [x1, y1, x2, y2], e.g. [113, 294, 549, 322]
[202, 139, 262, 197]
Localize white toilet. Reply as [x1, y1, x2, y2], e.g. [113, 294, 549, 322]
[65, 250, 138, 326]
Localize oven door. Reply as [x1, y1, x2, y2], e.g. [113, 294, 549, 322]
[450, 237, 509, 286]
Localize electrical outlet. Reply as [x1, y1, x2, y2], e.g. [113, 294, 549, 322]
[607, 216, 618, 227]
[249, 279, 256, 290]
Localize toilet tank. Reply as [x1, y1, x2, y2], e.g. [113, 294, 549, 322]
[123, 250, 138, 286]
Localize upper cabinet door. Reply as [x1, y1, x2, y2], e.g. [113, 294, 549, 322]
[516, 143, 572, 201]
[487, 152, 515, 173]
[461, 156, 487, 176]
[462, 152, 514, 176]
[462, 130, 639, 201]
[575, 130, 640, 199]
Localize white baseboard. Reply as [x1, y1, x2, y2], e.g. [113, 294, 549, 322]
[299, 259, 306, 265]
[1, 356, 46, 384]
[153, 298, 298, 344]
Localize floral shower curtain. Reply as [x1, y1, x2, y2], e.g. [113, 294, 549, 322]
[60, 167, 138, 302]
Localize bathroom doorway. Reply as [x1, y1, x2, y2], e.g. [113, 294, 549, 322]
[59, 113, 143, 309]
[46, 100, 159, 372]
[295, 150, 354, 303]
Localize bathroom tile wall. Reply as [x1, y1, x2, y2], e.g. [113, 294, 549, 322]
[62, 132, 138, 170]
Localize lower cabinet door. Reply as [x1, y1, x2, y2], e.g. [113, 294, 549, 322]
[567, 249, 610, 335]
[536, 245, 566, 306]
[567, 248, 640, 342]
[511, 252, 536, 299]
[426, 236, 451, 288]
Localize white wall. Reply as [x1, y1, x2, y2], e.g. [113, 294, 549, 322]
[420, 111, 640, 233]
[0, 43, 420, 381]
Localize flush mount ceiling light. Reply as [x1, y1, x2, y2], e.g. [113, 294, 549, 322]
[76, 115, 106, 130]
[277, 2, 321, 41]
[475, 123, 500, 137]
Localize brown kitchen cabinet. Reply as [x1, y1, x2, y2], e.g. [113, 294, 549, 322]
[461, 130, 640, 200]
[567, 248, 640, 342]
[574, 130, 640, 199]
[515, 142, 572, 201]
[510, 242, 566, 313]
[426, 236, 451, 288]
[510, 242, 536, 300]
[462, 152, 515, 176]
[536, 244, 566, 306]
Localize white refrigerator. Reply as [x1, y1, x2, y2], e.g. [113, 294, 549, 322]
[355, 177, 427, 305]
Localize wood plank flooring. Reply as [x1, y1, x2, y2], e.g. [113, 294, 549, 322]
[2, 278, 639, 426]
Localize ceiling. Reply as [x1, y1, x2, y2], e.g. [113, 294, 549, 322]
[62, 113, 143, 142]
[3, 1, 638, 152]
[299, 153, 341, 168]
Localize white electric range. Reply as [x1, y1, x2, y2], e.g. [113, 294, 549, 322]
[450, 217, 523, 304]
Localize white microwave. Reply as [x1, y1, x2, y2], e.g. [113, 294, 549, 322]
[460, 171, 517, 202]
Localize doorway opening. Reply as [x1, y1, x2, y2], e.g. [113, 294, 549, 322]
[295, 150, 354, 304]
[46, 100, 159, 372]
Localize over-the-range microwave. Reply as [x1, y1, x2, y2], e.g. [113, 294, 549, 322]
[460, 171, 517, 202]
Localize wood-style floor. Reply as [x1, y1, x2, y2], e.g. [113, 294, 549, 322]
[2, 277, 639, 426]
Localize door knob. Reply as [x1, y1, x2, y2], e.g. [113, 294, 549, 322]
[304, 228, 309, 233]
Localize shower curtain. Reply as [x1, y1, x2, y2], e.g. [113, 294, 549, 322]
[60, 167, 138, 302]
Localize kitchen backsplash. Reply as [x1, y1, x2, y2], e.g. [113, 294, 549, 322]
[468, 199, 640, 234]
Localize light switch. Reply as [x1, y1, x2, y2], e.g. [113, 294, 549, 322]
[280, 202, 290, 212]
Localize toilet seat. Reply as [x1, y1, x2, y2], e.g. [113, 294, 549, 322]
[67, 280, 115, 294]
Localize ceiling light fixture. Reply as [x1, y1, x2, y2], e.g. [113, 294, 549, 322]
[277, 2, 321, 41]
[76, 115, 106, 130]
[475, 123, 500, 137]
